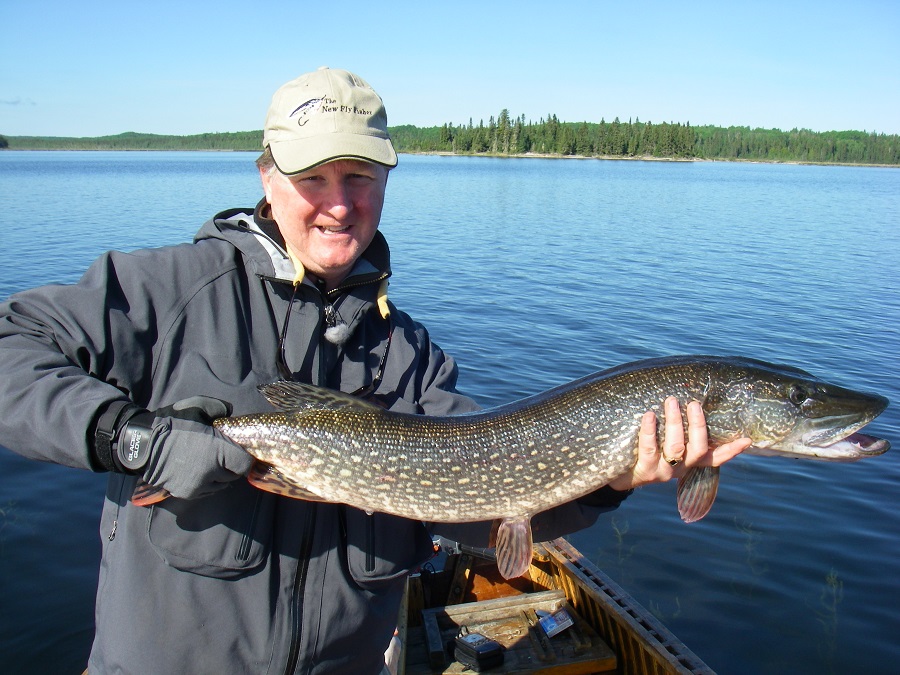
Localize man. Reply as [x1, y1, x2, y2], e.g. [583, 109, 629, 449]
[0, 67, 749, 673]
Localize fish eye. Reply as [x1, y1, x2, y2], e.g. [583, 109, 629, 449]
[789, 384, 808, 406]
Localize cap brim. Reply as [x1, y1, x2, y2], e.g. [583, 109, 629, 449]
[269, 133, 398, 175]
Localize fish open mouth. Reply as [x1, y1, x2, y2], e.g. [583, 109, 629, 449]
[750, 413, 892, 462]
[799, 420, 890, 460]
[822, 432, 890, 457]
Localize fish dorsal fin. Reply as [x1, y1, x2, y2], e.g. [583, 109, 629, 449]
[257, 381, 381, 413]
[494, 516, 534, 579]
[677, 465, 721, 523]
[247, 462, 333, 502]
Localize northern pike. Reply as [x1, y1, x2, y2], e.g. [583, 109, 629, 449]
[134, 355, 890, 579]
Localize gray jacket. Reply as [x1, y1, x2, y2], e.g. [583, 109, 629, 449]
[0, 202, 626, 674]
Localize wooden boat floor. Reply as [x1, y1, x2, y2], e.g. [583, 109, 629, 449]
[403, 589, 616, 674]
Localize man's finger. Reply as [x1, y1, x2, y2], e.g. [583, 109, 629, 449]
[638, 410, 659, 463]
[708, 437, 753, 466]
[662, 397, 686, 465]
[685, 400, 709, 464]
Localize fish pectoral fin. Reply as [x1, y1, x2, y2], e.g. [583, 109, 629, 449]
[257, 381, 382, 413]
[247, 462, 332, 502]
[677, 465, 720, 523]
[131, 481, 170, 507]
[494, 516, 534, 580]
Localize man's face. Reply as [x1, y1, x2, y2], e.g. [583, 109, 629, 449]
[260, 159, 389, 290]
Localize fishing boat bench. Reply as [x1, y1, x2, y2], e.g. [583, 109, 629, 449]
[398, 538, 715, 675]
[406, 589, 616, 673]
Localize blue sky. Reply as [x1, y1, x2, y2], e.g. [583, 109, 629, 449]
[2, 0, 898, 137]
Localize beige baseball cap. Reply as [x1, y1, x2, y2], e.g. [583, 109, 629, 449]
[263, 67, 398, 175]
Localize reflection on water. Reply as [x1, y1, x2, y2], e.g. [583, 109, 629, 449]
[814, 568, 842, 670]
[1, 152, 898, 674]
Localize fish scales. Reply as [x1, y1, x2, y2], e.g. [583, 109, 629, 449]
[220, 356, 890, 522]
[229, 402, 638, 522]
[137, 355, 889, 579]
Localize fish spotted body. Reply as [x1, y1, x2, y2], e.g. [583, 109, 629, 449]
[135, 356, 890, 579]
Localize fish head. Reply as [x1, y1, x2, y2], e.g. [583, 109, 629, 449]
[708, 359, 890, 461]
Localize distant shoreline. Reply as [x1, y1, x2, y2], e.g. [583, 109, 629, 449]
[3, 147, 897, 169]
[3, 121, 898, 166]
[407, 150, 900, 167]
[434, 151, 900, 168]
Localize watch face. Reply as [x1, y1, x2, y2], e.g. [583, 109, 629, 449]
[119, 423, 153, 471]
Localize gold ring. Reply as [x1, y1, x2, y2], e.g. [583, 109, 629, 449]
[665, 457, 681, 466]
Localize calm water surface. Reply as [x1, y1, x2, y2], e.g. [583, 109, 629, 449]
[1, 152, 898, 674]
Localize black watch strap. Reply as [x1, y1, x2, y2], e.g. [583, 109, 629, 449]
[117, 412, 156, 473]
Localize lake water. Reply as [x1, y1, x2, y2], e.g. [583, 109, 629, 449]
[1, 151, 898, 674]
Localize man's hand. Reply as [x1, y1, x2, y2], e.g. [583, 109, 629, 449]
[608, 396, 751, 491]
[116, 396, 253, 500]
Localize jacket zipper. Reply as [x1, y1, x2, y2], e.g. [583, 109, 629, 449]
[366, 515, 376, 573]
[282, 299, 329, 675]
[283, 503, 317, 675]
[320, 282, 381, 574]
[237, 490, 264, 562]
[107, 477, 129, 541]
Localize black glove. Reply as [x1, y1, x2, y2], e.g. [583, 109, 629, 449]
[94, 396, 253, 500]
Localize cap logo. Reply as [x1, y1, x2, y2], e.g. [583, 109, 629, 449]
[289, 97, 327, 127]
[289, 96, 375, 128]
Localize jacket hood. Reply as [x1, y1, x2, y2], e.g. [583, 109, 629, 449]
[194, 198, 392, 289]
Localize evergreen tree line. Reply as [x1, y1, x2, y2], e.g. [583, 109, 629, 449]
[2, 131, 263, 151]
[392, 110, 900, 165]
[3, 115, 898, 165]
[391, 112, 697, 159]
[693, 126, 897, 164]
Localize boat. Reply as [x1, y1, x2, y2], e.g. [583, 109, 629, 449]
[399, 537, 714, 675]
